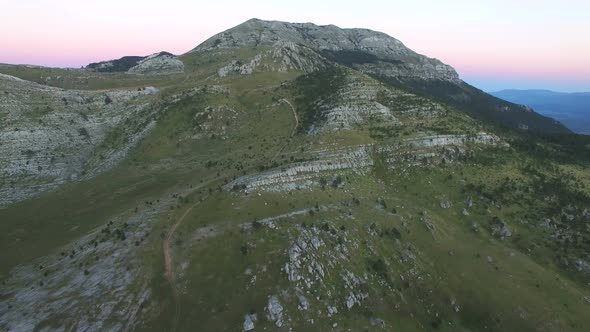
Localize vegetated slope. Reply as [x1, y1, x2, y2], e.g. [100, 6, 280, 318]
[0, 19, 589, 332]
[86, 51, 184, 75]
[491, 89, 590, 135]
[0, 73, 160, 206]
[87, 55, 148, 72]
[191, 18, 570, 134]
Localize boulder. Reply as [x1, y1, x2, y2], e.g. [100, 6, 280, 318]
[243, 314, 256, 331]
[575, 260, 590, 274]
[298, 295, 309, 310]
[440, 200, 451, 209]
[345, 293, 357, 309]
[266, 295, 284, 327]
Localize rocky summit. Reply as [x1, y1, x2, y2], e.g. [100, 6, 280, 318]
[191, 18, 459, 82]
[0, 19, 589, 332]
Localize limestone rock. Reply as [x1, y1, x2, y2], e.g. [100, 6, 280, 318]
[575, 260, 590, 274]
[327, 305, 338, 317]
[490, 219, 512, 240]
[128, 52, 184, 75]
[298, 295, 309, 311]
[0, 74, 159, 206]
[243, 314, 256, 331]
[266, 295, 284, 327]
[370, 317, 386, 328]
[440, 201, 452, 209]
[190, 18, 460, 82]
[345, 293, 357, 309]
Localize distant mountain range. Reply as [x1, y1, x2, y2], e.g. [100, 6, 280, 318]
[491, 89, 590, 134]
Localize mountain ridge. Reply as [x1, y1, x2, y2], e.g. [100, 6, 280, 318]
[0, 18, 589, 331]
[184, 18, 570, 134]
[189, 18, 460, 82]
[491, 89, 590, 134]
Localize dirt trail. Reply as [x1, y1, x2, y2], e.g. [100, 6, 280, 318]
[163, 180, 215, 287]
[163, 201, 197, 286]
[163, 184, 211, 331]
[271, 98, 299, 161]
[281, 98, 299, 137]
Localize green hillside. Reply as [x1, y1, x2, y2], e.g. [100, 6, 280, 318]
[0, 19, 589, 332]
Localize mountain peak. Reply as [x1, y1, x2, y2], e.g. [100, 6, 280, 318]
[188, 18, 459, 82]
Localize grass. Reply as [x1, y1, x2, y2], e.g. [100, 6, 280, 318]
[0, 166, 183, 276]
[136, 163, 590, 331]
[2, 52, 590, 332]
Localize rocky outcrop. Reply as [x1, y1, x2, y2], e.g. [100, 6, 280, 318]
[575, 260, 590, 275]
[86, 56, 146, 73]
[0, 192, 177, 331]
[440, 201, 452, 209]
[218, 55, 263, 77]
[265, 295, 284, 327]
[308, 73, 399, 133]
[242, 313, 256, 331]
[225, 132, 501, 193]
[490, 218, 512, 240]
[225, 145, 373, 193]
[0, 74, 159, 206]
[127, 52, 184, 75]
[270, 40, 328, 73]
[405, 133, 502, 148]
[86, 52, 183, 75]
[190, 18, 459, 82]
[217, 40, 328, 77]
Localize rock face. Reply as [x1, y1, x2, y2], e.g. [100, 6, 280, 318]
[0, 194, 175, 331]
[127, 52, 184, 75]
[242, 314, 256, 331]
[225, 132, 500, 193]
[575, 260, 590, 274]
[86, 56, 146, 72]
[0, 73, 159, 206]
[308, 72, 399, 133]
[266, 295, 284, 327]
[440, 201, 452, 209]
[190, 19, 459, 82]
[490, 219, 512, 240]
[86, 52, 184, 75]
[217, 40, 328, 77]
[189, 18, 570, 134]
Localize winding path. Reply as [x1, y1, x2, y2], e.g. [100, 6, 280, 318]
[281, 98, 299, 137]
[163, 200, 200, 286]
[271, 98, 299, 161]
[163, 183, 211, 331]
[163, 99, 297, 328]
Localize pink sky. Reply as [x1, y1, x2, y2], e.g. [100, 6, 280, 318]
[1, 0, 588, 91]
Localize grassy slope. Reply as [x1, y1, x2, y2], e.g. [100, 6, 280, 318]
[1, 54, 589, 332]
[146, 160, 590, 331]
[0, 65, 298, 275]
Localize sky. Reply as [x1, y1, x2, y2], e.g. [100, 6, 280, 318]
[1, 0, 589, 92]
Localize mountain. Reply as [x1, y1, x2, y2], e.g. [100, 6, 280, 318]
[0, 19, 589, 332]
[87, 51, 184, 75]
[190, 18, 569, 134]
[491, 89, 590, 134]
